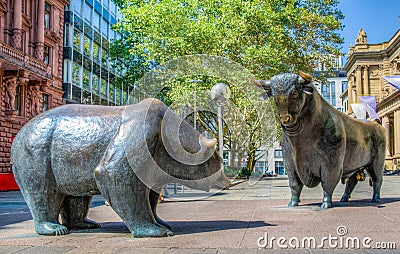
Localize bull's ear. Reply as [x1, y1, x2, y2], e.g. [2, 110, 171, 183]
[302, 86, 313, 95]
[251, 79, 272, 97]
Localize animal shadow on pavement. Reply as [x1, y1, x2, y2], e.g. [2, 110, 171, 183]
[304, 197, 400, 210]
[72, 220, 275, 235]
[168, 220, 275, 235]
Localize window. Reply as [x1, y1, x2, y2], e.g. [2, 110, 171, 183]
[109, 83, 115, 103]
[255, 161, 266, 174]
[74, 0, 82, 15]
[42, 94, 49, 112]
[92, 74, 99, 94]
[104, 0, 110, 9]
[93, 42, 100, 62]
[84, 3, 92, 23]
[275, 161, 285, 175]
[100, 78, 107, 98]
[110, 28, 115, 41]
[43, 45, 50, 65]
[82, 68, 90, 91]
[101, 18, 109, 38]
[44, 3, 51, 30]
[73, 28, 82, 52]
[274, 149, 283, 158]
[72, 63, 81, 86]
[83, 35, 91, 57]
[93, 11, 101, 31]
[101, 47, 108, 67]
[341, 81, 348, 93]
[330, 82, 336, 106]
[15, 85, 22, 116]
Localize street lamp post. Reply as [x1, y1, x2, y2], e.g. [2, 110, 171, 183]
[211, 83, 231, 171]
[189, 79, 203, 130]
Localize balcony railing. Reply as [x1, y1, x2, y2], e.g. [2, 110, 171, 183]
[0, 41, 52, 78]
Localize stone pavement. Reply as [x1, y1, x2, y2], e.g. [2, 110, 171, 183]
[1, 176, 400, 253]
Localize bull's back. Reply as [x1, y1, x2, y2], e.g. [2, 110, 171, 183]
[340, 114, 386, 172]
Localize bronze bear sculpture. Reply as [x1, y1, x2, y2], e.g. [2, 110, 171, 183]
[11, 98, 230, 237]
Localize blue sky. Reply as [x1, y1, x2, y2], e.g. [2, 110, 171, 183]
[338, 0, 399, 54]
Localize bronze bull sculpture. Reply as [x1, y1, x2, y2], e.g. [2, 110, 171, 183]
[254, 72, 386, 208]
[11, 98, 230, 237]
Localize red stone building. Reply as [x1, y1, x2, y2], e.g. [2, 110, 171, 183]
[0, 0, 67, 190]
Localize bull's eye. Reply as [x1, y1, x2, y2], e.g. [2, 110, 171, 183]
[291, 90, 299, 98]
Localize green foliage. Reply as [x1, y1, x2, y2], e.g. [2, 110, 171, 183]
[111, 0, 343, 84]
[110, 0, 344, 170]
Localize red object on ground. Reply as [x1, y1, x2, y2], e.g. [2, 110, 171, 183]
[0, 173, 19, 191]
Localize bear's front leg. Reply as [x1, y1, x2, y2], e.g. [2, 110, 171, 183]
[149, 188, 172, 230]
[94, 161, 173, 237]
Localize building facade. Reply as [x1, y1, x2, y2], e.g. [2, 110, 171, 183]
[0, 0, 67, 178]
[315, 69, 348, 113]
[344, 28, 400, 170]
[63, 0, 128, 105]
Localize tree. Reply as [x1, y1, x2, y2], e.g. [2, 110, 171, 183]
[111, 0, 344, 171]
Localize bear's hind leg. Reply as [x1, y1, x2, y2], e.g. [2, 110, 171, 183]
[60, 196, 100, 230]
[13, 164, 69, 236]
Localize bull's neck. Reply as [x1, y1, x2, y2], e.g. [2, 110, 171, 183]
[283, 91, 328, 139]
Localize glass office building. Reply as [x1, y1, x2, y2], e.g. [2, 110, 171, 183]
[63, 0, 129, 105]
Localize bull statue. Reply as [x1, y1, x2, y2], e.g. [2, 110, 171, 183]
[11, 98, 230, 237]
[253, 72, 386, 209]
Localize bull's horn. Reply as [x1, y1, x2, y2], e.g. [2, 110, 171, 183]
[298, 76, 305, 84]
[200, 136, 217, 148]
[298, 71, 312, 82]
[251, 79, 270, 90]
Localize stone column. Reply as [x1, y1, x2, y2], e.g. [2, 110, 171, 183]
[347, 74, 354, 114]
[381, 115, 392, 158]
[394, 110, 400, 159]
[363, 65, 369, 95]
[11, 0, 22, 49]
[356, 66, 362, 102]
[35, 0, 45, 60]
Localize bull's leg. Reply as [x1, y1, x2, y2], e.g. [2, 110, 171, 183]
[340, 174, 358, 202]
[94, 162, 173, 237]
[320, 173, 340, 209]
[367, 162, 383, 203]
[287, 169, 303, 207]
[149, 188, 172, 230]
[60, 196, 100, 230]
[13, 161, 68, 236]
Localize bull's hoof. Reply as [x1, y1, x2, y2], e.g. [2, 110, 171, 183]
[288, 200, 299, 207]
[340, 194, 350, 202]
[131, 225, 173, 238]
[35, 222, 69, 236]
[64, 219, 101, 230]
[371, 194, 380, 203]
[320, 202, 332, 209]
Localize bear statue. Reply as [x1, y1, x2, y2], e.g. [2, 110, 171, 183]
[11, 98, 230, 237]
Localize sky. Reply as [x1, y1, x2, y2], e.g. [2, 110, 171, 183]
[338, 0, 399, 54]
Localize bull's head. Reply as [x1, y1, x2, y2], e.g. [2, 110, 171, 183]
[253, 71, 314, 135]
